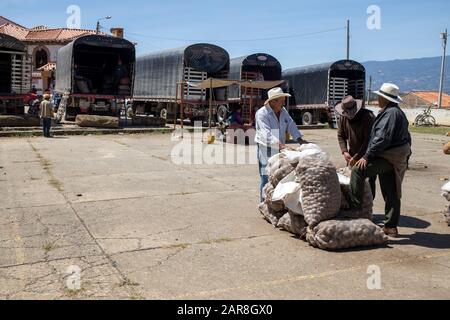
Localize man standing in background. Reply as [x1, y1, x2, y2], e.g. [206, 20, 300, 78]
[40, 94, 55, 138]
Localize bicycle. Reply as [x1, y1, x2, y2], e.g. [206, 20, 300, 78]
[413, 107, 437, 127]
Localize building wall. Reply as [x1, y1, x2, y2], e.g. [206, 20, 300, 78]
[367, 106, 450, 126]
[26, 44, 65, 69]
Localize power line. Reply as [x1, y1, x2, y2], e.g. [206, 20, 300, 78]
[126, 26, 346, 43]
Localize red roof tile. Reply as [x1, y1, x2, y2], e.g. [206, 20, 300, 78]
[408, 91, 450, 108]
[0, 16, 105, 43]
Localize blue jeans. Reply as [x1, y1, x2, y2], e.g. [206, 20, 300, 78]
[257, 145, 275, 203]
[42, 118, 52, 137]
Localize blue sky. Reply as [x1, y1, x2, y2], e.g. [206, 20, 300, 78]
[2, 0, 449, 69]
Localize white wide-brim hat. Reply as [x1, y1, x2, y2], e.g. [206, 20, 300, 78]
[374, 83, 404, 104]
[265, 87, 291, 105]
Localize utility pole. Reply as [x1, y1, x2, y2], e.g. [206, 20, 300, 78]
[367, 75, 372, 106]
[438, 29, 447, 109]
[346, 20, 350, 60]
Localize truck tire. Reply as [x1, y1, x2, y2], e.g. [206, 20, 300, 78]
[302, 112, 313, 126]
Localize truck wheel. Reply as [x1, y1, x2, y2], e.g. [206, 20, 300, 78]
[302, 112, 313, 126]
[216, 105, 229, 123]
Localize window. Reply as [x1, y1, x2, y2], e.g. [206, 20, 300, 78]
[35, 47, 48, 70]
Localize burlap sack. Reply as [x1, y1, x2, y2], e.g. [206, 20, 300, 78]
[295, 155, 341, 227]
[306, 218, 388, 250]
[258, 202, 287, 226]
[277, 211, 307, 238]
[263, 182, 285, 212]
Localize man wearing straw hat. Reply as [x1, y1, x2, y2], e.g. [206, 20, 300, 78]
[336, 95, 376, 197]
[255, 87, 308, 202]
[348, 83, 412, 238]
[39, 93, 55, 138]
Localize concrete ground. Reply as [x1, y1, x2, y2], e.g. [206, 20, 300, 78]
[0, 129, 449, 300]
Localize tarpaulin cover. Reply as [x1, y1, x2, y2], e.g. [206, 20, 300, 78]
[133, 43, 229, 101]
[55, 35, 136, 94]
[228, 53, 282, 100]
[0, 33, 26, 52]
[283, 60, 365, 106]
[187, 78, 284, 90]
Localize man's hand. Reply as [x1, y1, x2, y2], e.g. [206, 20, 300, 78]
[356, 158, 368, 170]
[343, 152, 352, 163]
[279, 144, 286, 151]
[348, 158, 357, 167]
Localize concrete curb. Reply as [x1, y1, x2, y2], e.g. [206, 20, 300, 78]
[0, 124, 328, 138]
[0, 127, 174, 138]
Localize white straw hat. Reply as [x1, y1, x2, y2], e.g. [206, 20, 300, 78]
[374, 83, 403, 104]
[265, 87, 291, 105]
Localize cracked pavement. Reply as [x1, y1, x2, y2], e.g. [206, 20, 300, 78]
[0, 130, 449, 299]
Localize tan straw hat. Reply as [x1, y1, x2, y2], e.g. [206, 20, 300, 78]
[265, 87, 291, 105]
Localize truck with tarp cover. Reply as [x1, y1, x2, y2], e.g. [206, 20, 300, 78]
[283, 60, 366, 126]
[132, 43, 230, 123]
[224, 53, 282, 124]
[0, 33, 31, 115]
[55, 35, 135, 121]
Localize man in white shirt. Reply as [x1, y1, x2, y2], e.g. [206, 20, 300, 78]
[255, 87, 308, 202]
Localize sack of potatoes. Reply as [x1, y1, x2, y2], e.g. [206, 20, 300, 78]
[258, 202, 287, 227]
[263, 182, 286, 213]
[295, 155, 341, 227]
[277, 211, 308, 239]
[306, 218, 389, 251]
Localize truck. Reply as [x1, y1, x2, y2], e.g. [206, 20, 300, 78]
[224, 53, 283, 124]
[131, 43, 230, 124]
[55, 35, 136, 121]
[283, 60, 366, 127]
[0, 33, 31, 115]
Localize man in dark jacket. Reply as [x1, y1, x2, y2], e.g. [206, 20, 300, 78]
[336, 96, 376, 197]
[348, 83, 412, 238]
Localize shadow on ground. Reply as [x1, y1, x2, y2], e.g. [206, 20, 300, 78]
[373, 214, 431, 229]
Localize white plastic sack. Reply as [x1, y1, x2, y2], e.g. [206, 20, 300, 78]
[338, 173, 351, 186]
[272, 171, 303, 215]
[442, 181, 450, 193]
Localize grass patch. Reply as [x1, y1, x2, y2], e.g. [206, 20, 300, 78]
[43, 242, 57, 253]
[48, 178, 64, 191]
[64, 288, 85, 298]
[409, 126, 450, 136]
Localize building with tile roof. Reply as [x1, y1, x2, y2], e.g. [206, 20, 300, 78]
[0, 16, 122, 93]
[402, 91, 450, 109]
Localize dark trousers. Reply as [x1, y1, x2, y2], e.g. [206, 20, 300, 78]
[349, 158, 401, 228]
[42, 118, 52, 137]
[257, 145, 275, 203]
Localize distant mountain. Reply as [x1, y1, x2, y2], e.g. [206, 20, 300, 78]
[363, 56, 450, 94]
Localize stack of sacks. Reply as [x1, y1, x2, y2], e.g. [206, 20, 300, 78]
[442, 182, 450, 226]
[258, 144, 388, 250]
